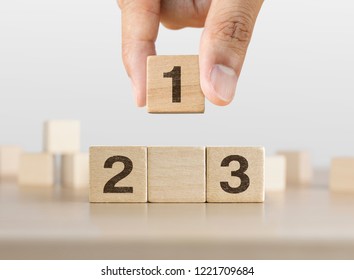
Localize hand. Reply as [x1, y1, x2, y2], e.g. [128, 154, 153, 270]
[118, 0, 264, 107]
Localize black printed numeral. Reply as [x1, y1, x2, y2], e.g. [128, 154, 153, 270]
[103, 156, 133, 193]
[220, 155, 250, 194]
[163, 66, 181, 103]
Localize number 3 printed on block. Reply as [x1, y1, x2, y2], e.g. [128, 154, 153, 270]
[220, 155, 250, 194]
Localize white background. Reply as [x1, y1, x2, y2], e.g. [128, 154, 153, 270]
[1, 0, 354, 167]
[1, 260, 354, 279]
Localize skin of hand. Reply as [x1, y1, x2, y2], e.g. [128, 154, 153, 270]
[118, 0, 264, 107]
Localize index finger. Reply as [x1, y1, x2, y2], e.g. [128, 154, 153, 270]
[120, 0, 161, 106]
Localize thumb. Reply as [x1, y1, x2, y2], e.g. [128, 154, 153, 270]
[199, 0, 264, 106]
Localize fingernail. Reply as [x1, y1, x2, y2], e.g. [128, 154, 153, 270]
[210, 64, 238, 103]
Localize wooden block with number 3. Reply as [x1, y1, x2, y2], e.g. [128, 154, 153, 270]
[147, 55, 205, 113]
[207, 147, 265, 202]
[90, 146, 147, 203]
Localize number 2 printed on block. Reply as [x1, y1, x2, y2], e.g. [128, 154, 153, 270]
[89, 146, 147, 203]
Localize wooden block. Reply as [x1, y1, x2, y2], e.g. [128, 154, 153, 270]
[329, 157, 354, 192]
[18, 153, 54, 187]
[207, 147, 265, 202]
[147, 55, 205, 113]
[265, 155, 286, 192]
[277, 151, 312, 186]
[44, 120, 80, 154]
[148, 147, 206, 202]
[0, 146, 22, 179]
[61, 153, 89, 188]
[90, 146, 147, 202]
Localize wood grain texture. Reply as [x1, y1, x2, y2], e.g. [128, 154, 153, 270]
[207, 147, 265, 202]
[277, 151, 313, 186]
[265, 155, 286, 192]
[62, 153, 89, 188]
[18, 153, 54, 187]
[44, 120, 80, 154]
[148, 147, 206, 202]
[90, 146, 147, 203]
[329, 157, 354, 192]
[0, 145, 22, 179]
[147, 55, 205, 113]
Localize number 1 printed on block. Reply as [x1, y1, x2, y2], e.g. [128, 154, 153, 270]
[163, 66, 181, 103]
[147, 55, 205, 113]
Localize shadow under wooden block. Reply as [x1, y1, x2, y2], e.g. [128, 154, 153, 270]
[277, 151, 313, 186]
[265, 155, 286, 192]
[44, 120, 80, 154]
[147, 55, 205, 113]
[89, 146, 147, 202]
[206, 203, 265, 237]
[148, 147, 206, 202]
[18, 153, 55, 187]
[329, 157, 354, 192]
[147, 203, 207, 234]
[207, 147, 265, 202]
[61, 153, 89, 188]
[89, 203, 148, 236]
[0, 145, 22, 180]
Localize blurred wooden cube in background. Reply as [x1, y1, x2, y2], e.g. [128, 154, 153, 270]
[277, 150, 312, 186]
[62, 153, 89, 188]
[44, 120, 80, 154]
[18, 153, 54, 187]
[265, 155, 286, 192]
[0, 145, 22, 180]
[330, 157, 354, 192]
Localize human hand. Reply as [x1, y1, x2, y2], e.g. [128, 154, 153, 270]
[118, 0, 264, 107]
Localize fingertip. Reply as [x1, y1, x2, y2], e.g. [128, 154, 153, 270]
[120, 0, 160, 109]
[136, 94, 146, 107]
[130, 80, 146, 107]
[123, 42, 155, 108]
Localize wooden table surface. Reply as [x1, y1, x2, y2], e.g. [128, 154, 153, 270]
[1, 170, 354, 260]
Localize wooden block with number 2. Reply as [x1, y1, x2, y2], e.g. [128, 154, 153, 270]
[90, 146, 147, 202]
[147, 55, 205, 113]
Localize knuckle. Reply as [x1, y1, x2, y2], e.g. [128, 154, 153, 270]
[117, 0, 130, 9]
[121, 0, 159, 17]
[210, 11, 254, 56]
[118, 0, 129, 7]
